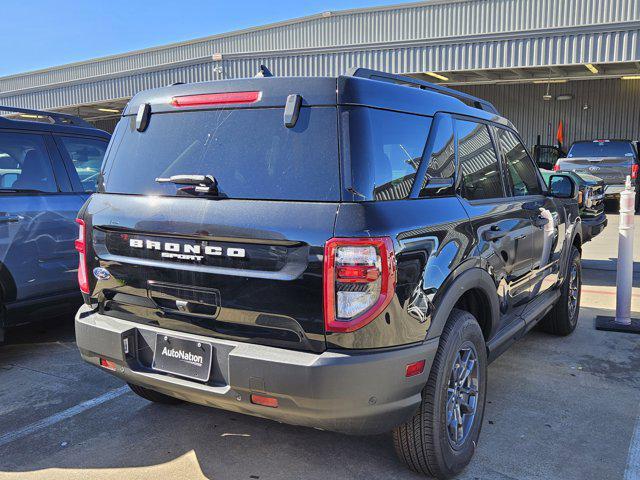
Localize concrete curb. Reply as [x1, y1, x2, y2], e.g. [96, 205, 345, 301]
[582, 259, 640, 273]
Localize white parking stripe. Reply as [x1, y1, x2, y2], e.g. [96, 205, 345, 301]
[625, 413, 640, 480]
[0, 386, 129, 449]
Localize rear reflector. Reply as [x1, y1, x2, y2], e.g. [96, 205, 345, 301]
[99, 358, 117, 371]
[250, 394, 278, 408]
[171, 91, 261, 107]
[405, 360, 426, 377]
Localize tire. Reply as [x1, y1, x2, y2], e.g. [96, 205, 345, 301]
[540, 246, 581, 336]
[128, 383, 183, 405]
[635, 188, 640, 214]
[393, 309, 488, 479]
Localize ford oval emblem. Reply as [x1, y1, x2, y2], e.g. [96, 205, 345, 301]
[93, 267, 111, 281]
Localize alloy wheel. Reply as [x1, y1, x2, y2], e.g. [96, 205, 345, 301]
[446, 343, 479, 448]
[568, 262, 580, 322]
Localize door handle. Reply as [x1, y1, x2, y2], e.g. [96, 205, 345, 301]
[483, 226, 507, 242]
[0, 215, 21, 224]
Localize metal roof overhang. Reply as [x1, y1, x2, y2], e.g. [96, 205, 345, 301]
[0, 0, 637, 122]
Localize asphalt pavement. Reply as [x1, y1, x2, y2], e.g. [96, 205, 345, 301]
[0, 213, 638, 480]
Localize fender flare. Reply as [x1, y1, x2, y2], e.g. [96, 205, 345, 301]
[558, 217, 582, 284]
[426, 267, 500, 342]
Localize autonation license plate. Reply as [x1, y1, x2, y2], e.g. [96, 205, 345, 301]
[152, 334, 212, 382]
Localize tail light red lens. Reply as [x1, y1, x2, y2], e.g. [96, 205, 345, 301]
[75, 218, 89, 294]
[553, 163, 560, 171]
[323, 237, 396, 333]
[170, 91, 261, 107]
[632, 164, 639, 179]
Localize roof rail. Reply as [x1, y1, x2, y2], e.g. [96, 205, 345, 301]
[0, 105, 95, 128]
[345, 67, 499, 115]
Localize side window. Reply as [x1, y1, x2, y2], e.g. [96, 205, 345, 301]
[0, 132, 58, 192]
[497, 129, 542, 196]
[56, 136, 108, 192]
[419, 115, 455, 197]
[456, 120, 504, 201]
[346, 107, 432, 201]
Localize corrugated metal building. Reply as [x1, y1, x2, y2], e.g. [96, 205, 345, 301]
[1, 0, 639, 147]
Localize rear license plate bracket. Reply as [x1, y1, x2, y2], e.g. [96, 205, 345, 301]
[152, 334, 213, 382]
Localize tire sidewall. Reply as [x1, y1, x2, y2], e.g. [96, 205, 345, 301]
[567, 247, 582, 327]
[432, 312, 488, 475]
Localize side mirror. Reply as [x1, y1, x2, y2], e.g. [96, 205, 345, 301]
[548, 174, 576, 199]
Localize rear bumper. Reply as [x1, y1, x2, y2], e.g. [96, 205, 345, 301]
[75, 305, 438, 435]
[581, 214, 608, 242]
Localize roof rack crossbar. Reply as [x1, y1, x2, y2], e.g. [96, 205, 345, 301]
[345, 68, 499, 115]
[0, 105, 94, 128]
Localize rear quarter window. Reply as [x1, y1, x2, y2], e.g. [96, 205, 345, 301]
[343, 107, 432, 201]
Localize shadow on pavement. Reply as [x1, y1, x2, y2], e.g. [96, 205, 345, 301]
[2, 312, 76, 346]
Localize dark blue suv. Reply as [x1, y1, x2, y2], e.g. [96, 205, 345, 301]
[0, 107, 110, 342]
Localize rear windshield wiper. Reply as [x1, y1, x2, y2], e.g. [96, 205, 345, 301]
[155, 174, 220, 196]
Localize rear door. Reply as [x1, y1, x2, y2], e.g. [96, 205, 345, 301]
[0, 130, 80, 303]
[454, 119, 532, 328]
[495, 127, 563, 300]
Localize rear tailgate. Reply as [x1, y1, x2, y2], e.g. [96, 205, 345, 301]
[557, 156, 633, 185]
[85, 195, 336, 353]
[81, 78, 341, 353]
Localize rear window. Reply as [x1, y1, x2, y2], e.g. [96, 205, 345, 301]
[102, 107, 340, 201]
[568, 140, 636, 158]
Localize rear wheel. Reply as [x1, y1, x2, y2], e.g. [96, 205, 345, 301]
[393, 309, 487, 479]
[541, 246, 581, 336]
[128, 383, 183, 405]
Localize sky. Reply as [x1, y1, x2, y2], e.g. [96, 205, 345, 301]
[0, 0, 415, 77]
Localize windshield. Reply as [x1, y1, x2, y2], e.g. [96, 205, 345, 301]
[568, 140, 636, 158]
[102, 107, 340, 201]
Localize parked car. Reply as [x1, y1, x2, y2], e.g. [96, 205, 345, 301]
[0, 106, 110, 342]
[74, 69, 582, 478]
[533, 144, 565, 170]
[554, 139, 640, 212]
[540, 169, 607, 242]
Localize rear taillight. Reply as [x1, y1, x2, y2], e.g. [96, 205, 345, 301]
[323, 237, 396, 333]
[75, 218, 89, 294]
[553, 163, 560, 171]
[170, 91, 261, 107]
[632, 164, 639, 179]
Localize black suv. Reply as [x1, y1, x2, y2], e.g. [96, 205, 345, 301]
[75, 69, 582, 478]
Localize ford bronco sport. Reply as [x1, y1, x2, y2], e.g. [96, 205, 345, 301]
[75, 68, 582, 478]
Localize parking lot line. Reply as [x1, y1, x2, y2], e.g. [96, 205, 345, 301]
[0, 386, 129, 449]
[625, 412, 640, 480]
